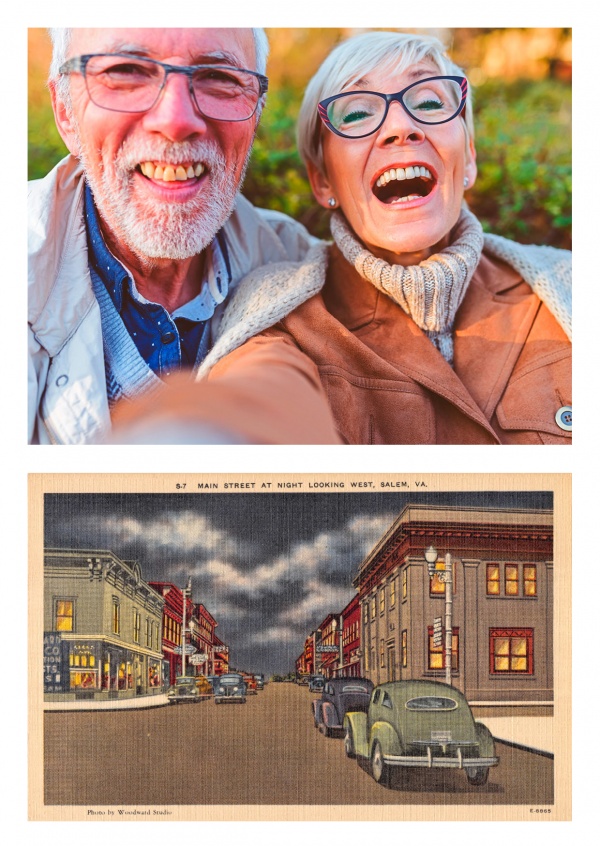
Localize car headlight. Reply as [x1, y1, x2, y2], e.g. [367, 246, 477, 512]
[217, 687, 224, 694]
[233, 686, 238, 692]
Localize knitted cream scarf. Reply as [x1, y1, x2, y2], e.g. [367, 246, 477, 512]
[330, 207, 484, 364]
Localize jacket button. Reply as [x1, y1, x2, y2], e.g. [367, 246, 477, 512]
[161, 332, 176, 345]
[555, 406, 572, 431]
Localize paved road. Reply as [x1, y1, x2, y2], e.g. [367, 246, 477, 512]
[44, 682, 553, 806]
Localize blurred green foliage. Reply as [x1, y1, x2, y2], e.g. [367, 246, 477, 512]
[28, 78, 571, 249]
[469, 79, 571, 248]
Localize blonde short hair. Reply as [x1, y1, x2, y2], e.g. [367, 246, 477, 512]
[297, 30, 473, 172]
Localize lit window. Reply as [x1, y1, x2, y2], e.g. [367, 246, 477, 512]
[486, 564, 500, 595]
[427, 626, 459, 672]
[112, 599, 120, 635]
[524, 565, 537, 596]
[402, 569, 407, 600]
[490, 628, 533, 674]
[401, 630, 407, 668]
[55, 599, 74, 632]
[390, 579, 396, 607]
[505, 565, 519, 595]
[379, 589, 385, 614]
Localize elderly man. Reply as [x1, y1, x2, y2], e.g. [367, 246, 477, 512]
[29, 28, 339, 444]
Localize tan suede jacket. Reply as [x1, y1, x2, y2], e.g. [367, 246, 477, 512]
[207, 243, 571, 445]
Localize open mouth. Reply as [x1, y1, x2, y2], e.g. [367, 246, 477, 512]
[373, 165, 435, 204]
[137, 161, 206, 183]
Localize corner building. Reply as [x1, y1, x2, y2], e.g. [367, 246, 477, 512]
[355, 505, 553, 708]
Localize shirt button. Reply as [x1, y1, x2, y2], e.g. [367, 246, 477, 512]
[161, 332, 176, 345]
[555, 406, 572, 431]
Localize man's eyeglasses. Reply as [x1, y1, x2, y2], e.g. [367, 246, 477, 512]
[59, 53, 269, 122]
[318, 76, 468, 139]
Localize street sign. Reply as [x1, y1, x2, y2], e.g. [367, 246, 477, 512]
[317, 645, 339, 653]
[433, 617, 443, 648]
[188, 654, 208, 665]
[173, 645, 196, 655]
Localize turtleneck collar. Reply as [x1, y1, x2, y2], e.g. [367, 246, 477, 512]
[330, 206, 484, 364]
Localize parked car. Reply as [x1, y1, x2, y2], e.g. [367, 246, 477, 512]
[166, 676, 203, 705]
[254, 674, 265, 690]
[308, 675, 325, 692]
[297, 675, 310, 686]
[206, 675, 220, 694]
[343, 680, 499, 787]
[194, 674, 213, 698]
[242, 673, 258, 695]
[214, 673, 247, 704]
[312, 677, 374, 736]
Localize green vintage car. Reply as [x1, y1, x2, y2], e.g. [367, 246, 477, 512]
[343, 679, 499, 787]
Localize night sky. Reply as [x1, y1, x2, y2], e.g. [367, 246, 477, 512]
[44, 490, 552, 676]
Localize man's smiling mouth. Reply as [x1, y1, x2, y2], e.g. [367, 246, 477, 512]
[373, 165, 435, 204]
[138, 161, 206, 182]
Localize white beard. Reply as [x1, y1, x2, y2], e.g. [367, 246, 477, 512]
[77, 134, 250, 260]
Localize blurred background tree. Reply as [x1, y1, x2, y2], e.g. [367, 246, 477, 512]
[29, 27, 571, 248]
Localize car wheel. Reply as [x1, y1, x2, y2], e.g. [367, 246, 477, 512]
[241, 697, 246, 704]
[344, 726, 356, 759]
[466, 767, 489, 786]
[370, 741, 392, 787]
[319, 722, 331, 738]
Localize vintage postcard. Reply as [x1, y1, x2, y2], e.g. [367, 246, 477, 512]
[29, 472, 570, 821]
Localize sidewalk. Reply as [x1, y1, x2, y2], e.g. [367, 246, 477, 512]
[480, 715, 554, 756]
[44, 693, 169, 711]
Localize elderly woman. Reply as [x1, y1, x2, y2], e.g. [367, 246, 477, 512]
[116, 30, 572, 445]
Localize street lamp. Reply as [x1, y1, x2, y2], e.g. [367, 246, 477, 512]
[181, 577, 192, 676]
[424, 545, 453, 686]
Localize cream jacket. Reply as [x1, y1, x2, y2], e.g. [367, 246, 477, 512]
[28, 155, 317, 444]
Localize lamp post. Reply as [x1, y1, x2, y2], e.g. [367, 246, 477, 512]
[424, 545, 453, 686]
[181, 577, 192, 676]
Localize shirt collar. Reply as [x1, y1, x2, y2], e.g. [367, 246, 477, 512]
[84, 183, 230, 319]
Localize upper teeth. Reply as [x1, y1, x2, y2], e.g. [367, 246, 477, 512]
[375, 166, 432, 188]
[140, 162, 205, 182]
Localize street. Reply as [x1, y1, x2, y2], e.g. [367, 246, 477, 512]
[44, 681, 553, 806]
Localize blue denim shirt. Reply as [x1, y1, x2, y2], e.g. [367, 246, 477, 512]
[84, 184, 231, 375]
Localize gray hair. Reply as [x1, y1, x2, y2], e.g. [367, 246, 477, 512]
[297, 30, 474, 173]
[48, 27, 270, 109]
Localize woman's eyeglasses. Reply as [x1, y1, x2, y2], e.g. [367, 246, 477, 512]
[318, 76, 467, 139]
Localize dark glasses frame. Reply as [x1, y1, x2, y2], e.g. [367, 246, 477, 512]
[317, 75, 468, 138]
[59, 53, 269, 120]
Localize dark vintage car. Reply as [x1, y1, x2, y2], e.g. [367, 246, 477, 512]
[254, 674, 265, 690]
[166, 676, 204, 705]
[343, 680, 499, 787]
[214, 672, 247, 704]
[312, 677, 374, 736]
[308, 675, 325, 692]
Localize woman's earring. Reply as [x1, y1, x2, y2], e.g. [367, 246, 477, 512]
[328, 197, 337, 208]
[463, 177, 469, 188]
